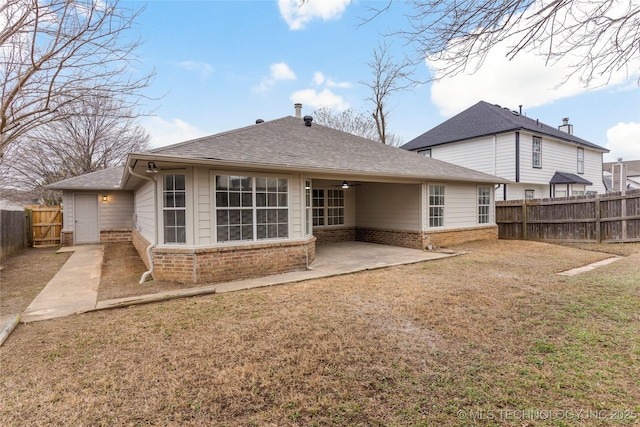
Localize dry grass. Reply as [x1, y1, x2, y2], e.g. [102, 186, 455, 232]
[1, 240, 639, 426]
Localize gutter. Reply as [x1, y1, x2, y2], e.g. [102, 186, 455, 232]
[128, 165, 158, 284]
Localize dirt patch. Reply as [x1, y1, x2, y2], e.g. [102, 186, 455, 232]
[97, 242, 206, 301]
[0, 247, 71, 323]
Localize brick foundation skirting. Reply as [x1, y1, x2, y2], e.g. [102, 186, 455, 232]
[138, 236, 316, 284]
[313, 226, 356, 243]
[356, 227, 423, 250]
[61, 230, 73, 246]
[100, 228, 132, 244]
[132, 229, 152, 270]
[423, 225, 498, 248]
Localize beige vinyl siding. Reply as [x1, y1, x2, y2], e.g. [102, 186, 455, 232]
[196, 167, 211, 246]
[99, 191, 134, 229]
[61, 191, 74, 231]
[289, 175, 303, 239]
[436, 182, 487, 229]
[356, 183, 421, 231]
[134, 179, 155, 243]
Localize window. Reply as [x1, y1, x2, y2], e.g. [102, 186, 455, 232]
[313, 188, 345, 226]
[305, 180, 312, 235]
[478, 186, 491, 224]
[532, 136, 542, 168]
[327, 189, 345, 225]
[428, 184, 445, 228]
[215, 175, 288, 242]
[163, 174, 186, 244]
[418, 148, 431, 157]
[525, 189, 535, 200]
[312, 189, 324, 226]
[577, 147, 584, 174]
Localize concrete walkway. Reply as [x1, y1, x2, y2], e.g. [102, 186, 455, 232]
[19, 242, 456, 323]
[558, 256, 622, 276]
[21, 245, 104, 323]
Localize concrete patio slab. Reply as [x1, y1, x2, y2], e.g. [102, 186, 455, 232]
[21, 245, 103, 323]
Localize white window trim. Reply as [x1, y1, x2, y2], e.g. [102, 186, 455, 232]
[157, 169, 193, 246]
[211, 171, 293, 245]
[427, 183, 445, 229]
[477, 186, 492, 225]
[312, 187, 345, 227]
[577, 147, 585, 174]
[532, 136, 542, 169]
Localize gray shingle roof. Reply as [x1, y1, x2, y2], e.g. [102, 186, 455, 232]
[46, 166, 125, 190]
[140, 116, 507, 184]
[549, 171, 593, 185]
[401, 101, 608, 152]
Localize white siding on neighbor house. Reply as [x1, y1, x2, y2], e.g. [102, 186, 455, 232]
[425, 182, 492, 229]
[498, 183, 549, 201]
[99, 191, 134, 229]
[495, 133, 516, 180]
[583, 148, 606, 193]
[134, 179, 155, 243]
[356, 183, 421, 231]
[430, 136, 498, 175]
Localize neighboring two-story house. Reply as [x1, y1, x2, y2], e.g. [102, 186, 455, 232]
[402, 101, 609, 200]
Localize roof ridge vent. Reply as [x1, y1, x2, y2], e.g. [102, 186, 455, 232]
[255, 119, 264, 124]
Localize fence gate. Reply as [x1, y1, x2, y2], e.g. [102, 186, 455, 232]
[26, 206, 63, 247]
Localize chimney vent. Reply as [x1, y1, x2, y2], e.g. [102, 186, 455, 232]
[303, 115, 313, 127]
[558, 117, 573, 135]
[255, 119, 264, 124]
[294, 103, 302, 118]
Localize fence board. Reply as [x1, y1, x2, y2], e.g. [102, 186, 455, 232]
[496, 189, 640, 243]
[26, 206, 62, 247]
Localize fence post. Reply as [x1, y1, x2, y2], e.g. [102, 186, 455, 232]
[595, 196, 601, 243]
[25, 209, 33, 247]
[522, 199, 528, 240]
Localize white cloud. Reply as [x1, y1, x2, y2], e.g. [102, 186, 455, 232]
[313, 71, 351, 88]
[604, 122, 640, 162]
[141, 116, 211, 148]
[253, 62, 297, 93]
[278, 0, 351, 30]
[428, 2, 640, 116]
[177, 61, 214, 79]
[290, 88, 349, 110]
[313, 71, 325, 85]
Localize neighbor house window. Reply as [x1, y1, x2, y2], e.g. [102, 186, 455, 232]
[532, 137, 542, 168]
[215, 175, 288, 242]
[313, 188, 345, 226]
[163, 174, 186, 244]
[428, 184, 445, 228]
[478, 186, 491, 224]
[577, 147, 584, 174]
[572, 184, 585, 196]
[418, 148, 432, 157]
[525, 189, 535, 200]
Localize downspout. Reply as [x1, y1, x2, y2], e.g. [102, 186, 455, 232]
[128, 166, 158, 284]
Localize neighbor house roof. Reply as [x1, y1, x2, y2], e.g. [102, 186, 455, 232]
[46, 166, 125, 190]
[549, 172, 593, 185]
[603, 160, 640, 176]
[401, 101, 609, 152]
[123, 116, 508, 185]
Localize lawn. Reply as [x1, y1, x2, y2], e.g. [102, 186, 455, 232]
[1, 240, 639, 426]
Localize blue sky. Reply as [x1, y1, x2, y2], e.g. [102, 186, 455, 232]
[125, 0, 640, 162]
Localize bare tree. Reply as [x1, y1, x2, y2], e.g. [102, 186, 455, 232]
[0, 0, 153, 161]
[1, 96, 149, 204]
[313, 107, 404, 146]
[360, 42, 413, 145]
[369, 0, 640, 86]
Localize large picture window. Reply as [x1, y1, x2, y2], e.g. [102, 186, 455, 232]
[215, 175, 288, 242]
[478, 186, 491, 224]
[313, 188, 344, 226]
[163, 174, 186, 244]
[532, 137, 542, 168]
[428, 184, 445, 228]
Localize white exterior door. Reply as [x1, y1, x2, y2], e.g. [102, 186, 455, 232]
[74, 194, 99, 243]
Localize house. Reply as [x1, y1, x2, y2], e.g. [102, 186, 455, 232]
[603, 159, 640, 192]
[47, 108, 508, 284]
[401, 101, 609, 200]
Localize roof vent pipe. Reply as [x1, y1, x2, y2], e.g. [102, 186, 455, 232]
[294, 103, 302, 118]
[303, 115, 313, 126]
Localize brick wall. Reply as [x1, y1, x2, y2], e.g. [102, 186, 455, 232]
[60, 230, 73, 246]
[313, 226, 356, 243]
[100, 228, 132, 243]
[131, 229, 151, 269]
[423, 225, 498, 248]
[356, 227, 423, 250]
[150, 237, 317, 284]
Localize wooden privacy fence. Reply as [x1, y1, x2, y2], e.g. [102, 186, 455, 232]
[26, 205, 63, 247]
[496, 189, 640, 243]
